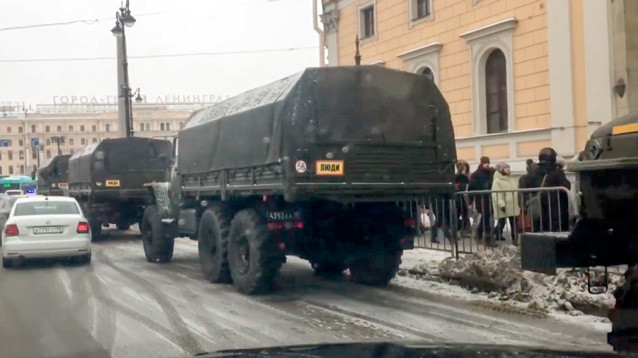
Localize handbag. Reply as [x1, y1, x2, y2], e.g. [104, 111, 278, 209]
[524, 175, 547, 220]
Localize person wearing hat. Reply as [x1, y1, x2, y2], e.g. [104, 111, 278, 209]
[536, 147, 571, 232]
[469, 156, 496, 245]
[491, 162, 520, 244]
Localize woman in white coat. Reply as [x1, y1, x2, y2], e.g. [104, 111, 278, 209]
[491, 163, 521, 244]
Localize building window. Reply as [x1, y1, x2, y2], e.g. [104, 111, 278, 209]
[7, 151, 12, 160]
[359, 4, 376, 40]
[31, 124, 36, 133]
[0, 166, 3, 175]
[69, 138, 74, 145]
[18, 139, 23, 146]
[166, 123, 171, 131]
[409, 0, 432, 23]
[46, 139, 51, 145]
[45, 125, 50, 133]
[81, 138, 86, 145]
[57, 125, 61, 132]
[46, 150, 51, 158]
[80, 125, 85, 132]
[69, 125, 74, 132]
[32, 164, 37, 173]
[92, 138, 98, 143]
[19, 165, 24, 174]
[7, 127, 11, 133]
[8, 166, 13, 175]
[145, 123, 150, 131]
[461, 18, 517, 135]
[160, 123, 165, 131]
[140, 123, 145, 132]
[105, 124, 110, 132]
[485, 49, 508, 133]
[19, 150, 24, 160]
[18, 126, 23, 133]
[420, 67, 434, 81]
[32, 150, 37, 159]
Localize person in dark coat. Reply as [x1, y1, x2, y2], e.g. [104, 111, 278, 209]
[469, 156, 495, 245]
[518, 159, 541, 209]
[454, 160, 471, 234]
[536, 148, 571, 232]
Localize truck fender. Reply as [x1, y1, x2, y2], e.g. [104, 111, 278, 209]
[144, 182, 174, 219]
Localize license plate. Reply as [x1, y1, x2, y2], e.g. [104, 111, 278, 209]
[106, 179, 120, 187]
[612, 122, 638, 135]
[33, 226, 63, 234]
[316, 160, 344, 176]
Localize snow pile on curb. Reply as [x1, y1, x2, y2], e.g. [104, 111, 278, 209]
[399, 246, 623, 316]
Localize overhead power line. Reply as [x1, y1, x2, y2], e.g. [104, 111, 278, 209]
[0, 47, 319, 63]
[0, 11, 168, 32]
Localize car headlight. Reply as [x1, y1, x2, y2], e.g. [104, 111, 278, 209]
[588, 139, 603, 159]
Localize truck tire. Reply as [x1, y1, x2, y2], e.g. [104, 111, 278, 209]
[198, 206, 232, 283]
[90, 221, 102, 241]
[228, 209, 284, 294]
[348, 250, 402, 286]
[141, 205, 174, 263]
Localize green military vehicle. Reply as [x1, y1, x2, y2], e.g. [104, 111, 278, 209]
[521, 114, 638, 352]
[36, 154, 70, 196]
[141, 66, 457, 294]
[68, 137, 172, 238]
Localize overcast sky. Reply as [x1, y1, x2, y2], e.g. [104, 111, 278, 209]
[0, 0, 320, 106]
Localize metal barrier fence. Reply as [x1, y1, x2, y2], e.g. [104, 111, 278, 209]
[410, 186, 577, 258]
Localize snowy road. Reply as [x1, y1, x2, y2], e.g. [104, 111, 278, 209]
[0, 229, 612, 357]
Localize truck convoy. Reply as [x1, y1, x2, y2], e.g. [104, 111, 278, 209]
[140, 66, 457, 294]
[521, 113, 638, 352]
[36, 154, 70, 196]
[67, 137, 172, 237]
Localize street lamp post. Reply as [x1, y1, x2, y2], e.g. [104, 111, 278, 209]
[51, 136, 65, 155]
[111, 0, 137, 138]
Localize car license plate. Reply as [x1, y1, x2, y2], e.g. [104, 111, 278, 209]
[106, 179, 120, 187]
[33, 226, 63, 234]
[316, 160, 344, 176]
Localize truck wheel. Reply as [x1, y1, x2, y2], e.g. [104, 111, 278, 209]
[349, 250, 402, 286]
[141, 205, 174, 263]
[198, 206, 232, 283]
[90, 221, 102, 241]
[228, 209, 283, 294]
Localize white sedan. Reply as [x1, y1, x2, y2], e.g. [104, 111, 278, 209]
[1, 196, 91, 268]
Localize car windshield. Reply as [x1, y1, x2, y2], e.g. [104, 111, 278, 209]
[14, 201, 79, 216]
[1, 1, 635, 357]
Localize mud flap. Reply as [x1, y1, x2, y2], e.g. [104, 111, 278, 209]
[608, 309, 638, 352]
[520, 232, 569, 275]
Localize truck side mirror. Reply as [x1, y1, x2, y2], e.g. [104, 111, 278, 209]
[95, 151, 105, 161]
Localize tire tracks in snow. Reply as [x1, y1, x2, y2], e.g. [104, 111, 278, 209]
[95, 249, 204, 356]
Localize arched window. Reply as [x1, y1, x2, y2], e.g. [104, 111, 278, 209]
[145, 123, 150, 131]
[31, 124, 36, 133]
[19, 165, 24, 174]
[160, 123, 165, 131]
[8, 166, 13, 175]
[166, 123, 171, 131]
[18, 126, 23, 133]
[485, 49, 508, 133]
[81, 138, 86, 145]
[105, 124, 111, 132]
[140, 123, 145, 132]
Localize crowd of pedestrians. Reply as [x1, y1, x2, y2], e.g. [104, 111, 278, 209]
[421, 147, 572, 247]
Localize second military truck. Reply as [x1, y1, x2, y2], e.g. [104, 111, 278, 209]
[36, 154, 70, 196]
[68, 137, 172, 237]
[142, 66, 457, 294]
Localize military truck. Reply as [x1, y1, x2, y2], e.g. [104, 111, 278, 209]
[36, 154, 70, 196]
[520, 114, 638, 352]
[68, 137, 172, 237]
[142, 66, 456, 294]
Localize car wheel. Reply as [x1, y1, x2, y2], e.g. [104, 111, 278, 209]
[81, 253, 91, 265]
[2, 257, 13, 269]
